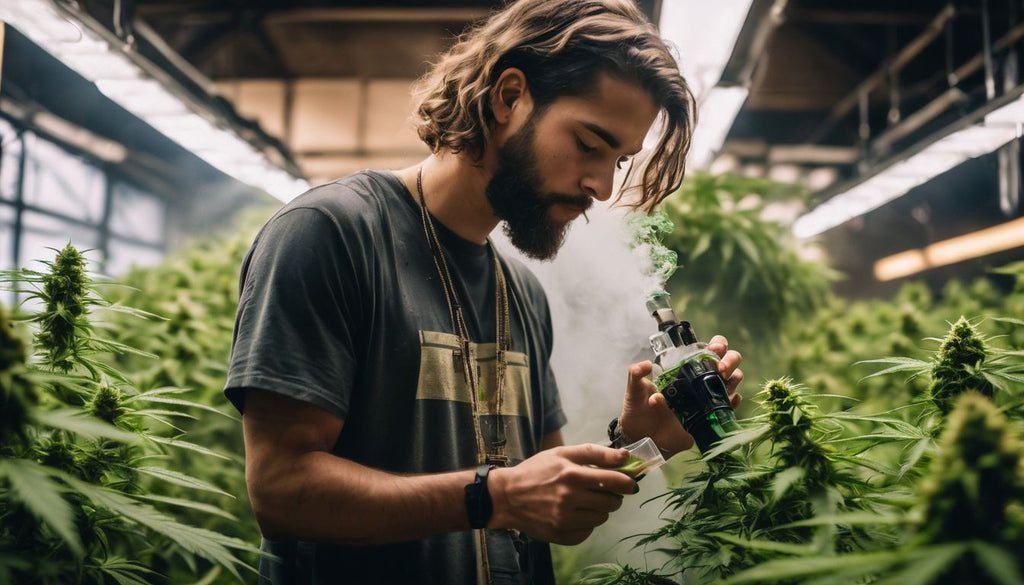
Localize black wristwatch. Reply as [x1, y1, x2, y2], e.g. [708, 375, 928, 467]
[607, 417, 632, 449]
[465, 464, 496, 529]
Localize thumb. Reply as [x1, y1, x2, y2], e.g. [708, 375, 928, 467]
[626, 361, 655, 401]
[559, 443, 629, 467]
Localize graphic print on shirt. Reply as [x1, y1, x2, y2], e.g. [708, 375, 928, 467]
[416, 330, 533, 465]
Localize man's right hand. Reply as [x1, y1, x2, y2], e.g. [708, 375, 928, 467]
[487, 444, 637, 545]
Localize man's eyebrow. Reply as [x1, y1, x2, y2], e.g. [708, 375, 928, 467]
[580, 121, 621, 149]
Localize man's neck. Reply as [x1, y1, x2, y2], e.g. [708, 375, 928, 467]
[397, 151, 499, 245]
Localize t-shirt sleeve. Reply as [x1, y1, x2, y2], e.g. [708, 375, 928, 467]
[538, 311, 567, 435]
[224, 206, 365, 419]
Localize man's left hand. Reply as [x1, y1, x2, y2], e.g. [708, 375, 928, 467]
[617, 335, 743, 458]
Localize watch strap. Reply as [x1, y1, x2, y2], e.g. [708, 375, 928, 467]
[607, 417, 631, 449]
[465, 464, 496, 529]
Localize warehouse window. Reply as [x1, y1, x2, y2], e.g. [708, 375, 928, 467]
[18, 210, 103, 270]
[22, 133, 106, 223]
[0, 118, 21, 203]
[109, 180, 166, 246]
[0, 117, 169, 303]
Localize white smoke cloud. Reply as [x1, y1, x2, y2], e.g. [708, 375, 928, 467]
[493, 202, 674, 571]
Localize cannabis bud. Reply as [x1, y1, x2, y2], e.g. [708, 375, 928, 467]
[0, 305, 37, 443]
[917, 393, 1024, 544]
[759, 378, 834, 487]
[929, 317, 995, 414]
[89, 380, 125, 424]
[37, 244, 89, 373]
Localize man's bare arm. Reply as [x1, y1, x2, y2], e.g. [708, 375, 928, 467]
[243, 389, 636, 546]
[243, 389, 475, 545]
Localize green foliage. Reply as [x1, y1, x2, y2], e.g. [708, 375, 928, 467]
[579, 172, 1024, 585]
[658, 172, 836, 346]
[0, 244, 262, 584]
[917, 393, 1024, 546]
[582, 308, 1024, 585]
[929, 318, 995, 413]
[628, 211, 679, 285]
[101, 207, 274, 583]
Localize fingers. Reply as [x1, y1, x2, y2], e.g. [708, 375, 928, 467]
[730, 386, 743, 408]
[627, 361, 654, 391]
[626, 361, 656, 405]
[708, 335, 728, 358]
[629, 361, 654, 378]
[553, 529, 595, 546]
[558, 443, 629, 468]
[572, 489, 626, 513]
[712, 342, 743, 405]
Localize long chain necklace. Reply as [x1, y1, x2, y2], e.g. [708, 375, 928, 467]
[416, 167, 512, 585]
[415, 167, 511, 466]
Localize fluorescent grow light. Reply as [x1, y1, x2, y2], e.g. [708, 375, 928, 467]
[658, 0, 755, 169]
[874, 216, 1024, 281]
[686, 86, 749, 169]
[0, 0, 308, 202]
[792, 100, 1024, 239]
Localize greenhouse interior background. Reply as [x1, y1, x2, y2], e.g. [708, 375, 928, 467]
[2, 0, 1024, 584]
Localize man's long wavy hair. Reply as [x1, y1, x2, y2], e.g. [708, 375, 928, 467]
[413, 0, 696, 212]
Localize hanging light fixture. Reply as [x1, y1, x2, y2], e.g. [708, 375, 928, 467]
[793, 93, 1024, 239]
[0, 0, 309, 202]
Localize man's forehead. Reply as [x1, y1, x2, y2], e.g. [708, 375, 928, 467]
[555, 74, 659, 152]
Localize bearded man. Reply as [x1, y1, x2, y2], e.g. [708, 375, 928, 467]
[225, 1, 743, 583]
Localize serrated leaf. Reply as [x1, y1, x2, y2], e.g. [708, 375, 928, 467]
[136, 466, 234, 498]
[102, 303, 167, 321]
[90, 557, 156, 585]
[770, 466, 805, 501]
[574, 563, 624, 585]
[134, 494, 238, 521]
[971, 542, 1023, 585]
[830, 453, 899, 475]
[710, 532, 817, 555]
[89, 338, 159, 360]
[775, 511, 908, 530]
[856, 357, 930, 381]
[990, 317, 1024, 326]
[134, 408, 198, 421]
[691, 232, 712, 260]
[34, 409, 139, 443]
[64, 478, 252, 580]
[132, 395, 234, 418]
[146, 435, 230, 460]
[734, 232, 761, 264]
[703, 424, 769, 459]
[0, 459, 84, 557]
[871, 544, 969, 585]
[721, 549, 905, 584]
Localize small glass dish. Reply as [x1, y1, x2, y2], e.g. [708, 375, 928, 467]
[615, 437, 666, 479]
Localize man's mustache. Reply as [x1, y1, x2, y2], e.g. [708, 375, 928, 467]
[544, 193, 592, 211]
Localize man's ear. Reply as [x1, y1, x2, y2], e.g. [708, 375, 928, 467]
[490, 68, 531, 125]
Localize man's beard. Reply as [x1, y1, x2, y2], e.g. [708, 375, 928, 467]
[486, 117, 592, 261]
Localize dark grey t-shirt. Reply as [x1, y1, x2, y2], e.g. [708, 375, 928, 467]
[225, 170, 567, 584]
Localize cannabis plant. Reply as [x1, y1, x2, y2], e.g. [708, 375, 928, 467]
[659, 172, 836, 347]
[101, 210, 273, 583]
[0, 244, 262, 584]
[578, 314, 1024, 585]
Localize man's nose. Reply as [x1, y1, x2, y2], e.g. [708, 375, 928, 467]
[580, 165, 615, 202]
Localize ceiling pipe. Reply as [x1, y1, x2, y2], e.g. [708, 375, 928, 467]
[805, 4, 955, 145]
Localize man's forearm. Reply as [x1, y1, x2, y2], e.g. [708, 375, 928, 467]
[250, 451, 476, 545]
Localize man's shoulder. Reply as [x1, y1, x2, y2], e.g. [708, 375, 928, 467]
[246, 170, 409, 263]
[282, 170, 403, 221]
